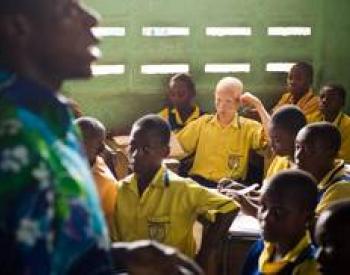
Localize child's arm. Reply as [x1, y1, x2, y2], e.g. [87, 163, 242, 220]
[240, 92, 271, 140]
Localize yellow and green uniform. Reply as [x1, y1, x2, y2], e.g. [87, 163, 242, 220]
[176, 114, 266, 183]
[316, 159, 350, 214]
[308, 112, 350, 163]
[112, 165, 238, 258]
[158, 104, 203, 132]
[242, 233, 319, 274]
[272, 89, 320, 122]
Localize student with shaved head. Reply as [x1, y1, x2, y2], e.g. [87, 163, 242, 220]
[0, 0, 113, 274]
[176, 77, 269, 187]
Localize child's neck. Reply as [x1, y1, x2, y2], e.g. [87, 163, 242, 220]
[323, 110, 340, 123]
[218, 113, 235, 127]
[177, 104, 195, 122]
[313, 162, 335, 182]
[274, 232, 305, 259]
[136, 166, 161, 196]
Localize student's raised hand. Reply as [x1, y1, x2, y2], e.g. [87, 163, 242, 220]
[240, 92, 262, 108]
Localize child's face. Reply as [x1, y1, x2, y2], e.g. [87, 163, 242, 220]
[168, 80, 193, 109]
[82, 133, 105, 165]
[128, 126, 168, 176]
[319, 87, 344, 116]
[315, 210, 350, 275]
[258, 187, 308, 244]
[294, 129, 323, 176]
[215, 86, 241, 120]
[287, 66, 311, 97]
[268, 124, 295, 157]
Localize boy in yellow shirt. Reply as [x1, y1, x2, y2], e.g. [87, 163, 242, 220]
[158, 73, 204, 132]
[242, 170, 320, 275]
[315, 200, 350, 275]
[176, 77, 269, 187]
[75, 116, 118, 230]
[265, 105, 306, 179]
[272, 62, 320, 121]
[295, 122, 350, 214]
[112, 114, 238, 258]
[308, 84, 350, 163]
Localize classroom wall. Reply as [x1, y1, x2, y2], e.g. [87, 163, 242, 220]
[64, 0, 350, 131]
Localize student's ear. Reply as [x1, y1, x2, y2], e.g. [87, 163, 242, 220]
[0, 14, 33, 47]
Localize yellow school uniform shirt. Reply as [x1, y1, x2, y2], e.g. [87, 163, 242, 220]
[176, 114, 266, 182]
[112, 165, 238, 258]
[259, 233, 319, 275]
[265, 155, 294, 180]
[92, 156, 118, 228]
[272, 89, 321, 122]
[158, 104, 202, 132]
[316, 159, 350, 214]
[308, 112, 350, 163]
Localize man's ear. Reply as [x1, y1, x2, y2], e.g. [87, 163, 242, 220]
[0, 14, 33, 47]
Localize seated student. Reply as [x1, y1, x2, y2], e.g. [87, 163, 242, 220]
[295, 122, 350, 214]
[315, 200, 350, 275]
[219, 106, 307, 218]
[242, 170, 320, 275]
[272, 62, 320, 121]
[112, 114, 238, 259]
[111, 240, 204, 275]
[159, 73, 204, 132]
[308, 84, 350, 163]
[75, 116, 118, 229]
[265, 105, 306, 179]
[175, 77, 269, 187]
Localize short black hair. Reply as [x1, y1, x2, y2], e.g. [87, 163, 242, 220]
[265, 169, 318, 212]
[293, 62, 314, 84]
[271, 105, 307, 135]
[302, 122, 341, 157]
[169, 73, 196, 97]
[133, 114, 171, 146]
[74, 116, 106, 141]
[322, 83, 346, 106]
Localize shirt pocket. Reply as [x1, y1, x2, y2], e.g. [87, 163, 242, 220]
[147, 216, 170, 242]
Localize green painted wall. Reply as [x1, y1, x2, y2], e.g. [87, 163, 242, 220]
[64, 0, 350, 130]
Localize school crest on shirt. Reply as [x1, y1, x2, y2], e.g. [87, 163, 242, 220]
[228, 154, 241, 171]
[147, 217, 169, 242]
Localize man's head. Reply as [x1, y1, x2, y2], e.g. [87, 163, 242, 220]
[259, 169, 318, 245]
[74, 116, 106, 166]
[287, 62, 313, 98]
[168, 73, 196, 110]
[269, 105, 306, 157]
[0, 0, 99, 89]
[315, 200, 350, 275]
[129, 114, 170, 176]
[295, 122, 341, 178]
[319, 84, 346, 118]
[215, 77, 243, 121]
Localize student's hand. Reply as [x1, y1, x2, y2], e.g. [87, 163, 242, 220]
[232, 193, 259, 217]
[217, 178, 246, 195]
[240, 92, 262, 109]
